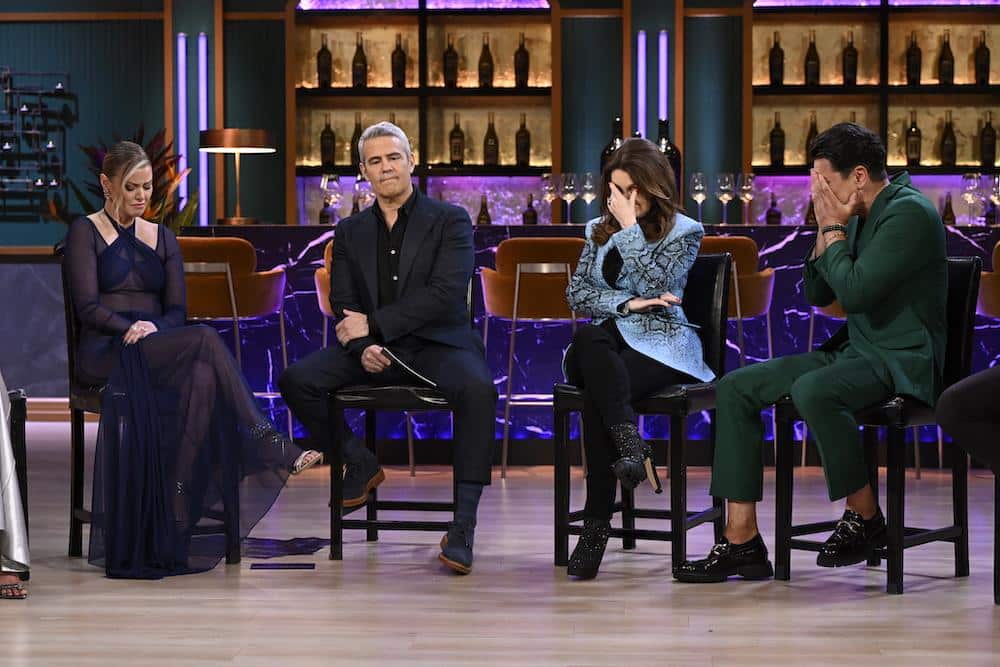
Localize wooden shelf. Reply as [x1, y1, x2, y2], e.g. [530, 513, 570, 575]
[297, 87, 420, 99]
[296, 164, 550, 178]
[753, 84, 882, 96]
[296, 10, 421, 21]
[423, 86, 551, 98]
[751, 165, 999, 177]
[887, 84, 1000, 96]
[753, 7, 880, 17]
[297, 86, 551, 99]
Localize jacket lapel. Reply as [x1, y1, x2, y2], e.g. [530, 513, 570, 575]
[354, 209, 379, 307]
[396, 193, 435, 290]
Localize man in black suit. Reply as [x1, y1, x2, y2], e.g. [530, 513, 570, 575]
[279, 122, 496, 574]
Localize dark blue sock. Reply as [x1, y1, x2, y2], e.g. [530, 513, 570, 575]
[455, 482, 483, 526]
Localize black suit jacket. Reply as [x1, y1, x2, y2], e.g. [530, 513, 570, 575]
[331, 189, 475, 355]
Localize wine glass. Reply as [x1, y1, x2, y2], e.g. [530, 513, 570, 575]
[580, 172, 597, 209]
[990, 174, 1000, 207]
[716, 172, 735, 225]
[560, 173, 579, 223]
[540, 173, 557, 203]
[354, 178, 374, 210]
[961, 173, 982, 224]
[738, 172, 755, 225]
[689, 172, 707, 222]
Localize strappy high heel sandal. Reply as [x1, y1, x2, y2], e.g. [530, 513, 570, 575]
[609, 422, 663, 493]
[0, 582, 27, 600]
[291, 450, 324, 475]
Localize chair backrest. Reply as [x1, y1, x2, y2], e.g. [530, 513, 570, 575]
[177, 237, 257, 276]
[992, 240, 1000, 272]
[56, 246, 86, 391]
[699, 235, 760, 276]
[683, 253, 732, 377]
[323, 239, 334, 273]
[816, 300, 846, 319]
[494, 237, 585, 275]
[943, 256, 982, 388]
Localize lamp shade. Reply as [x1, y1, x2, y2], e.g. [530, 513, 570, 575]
[199, 128, 275, 154]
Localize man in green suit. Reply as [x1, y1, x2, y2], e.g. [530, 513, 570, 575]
[675, 123, 947, 583]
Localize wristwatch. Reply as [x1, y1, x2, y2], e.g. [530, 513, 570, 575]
[821, 224, 848, 235]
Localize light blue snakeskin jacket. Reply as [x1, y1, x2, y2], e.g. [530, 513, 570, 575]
[564, 214, 714, 382]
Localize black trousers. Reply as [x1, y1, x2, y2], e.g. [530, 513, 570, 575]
[564, 322, 695, 520]
[279, 333, 497, 485]
[936, 365, 1000, 471]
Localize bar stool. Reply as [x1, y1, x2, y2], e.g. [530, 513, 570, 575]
[313, 239, 421, 475]
[480, 237, 585, 478]
[177, 237, 291, 436]
[699, 236, 775, 367]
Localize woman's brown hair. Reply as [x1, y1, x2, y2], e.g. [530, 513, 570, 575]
[591, 137, 681, 246]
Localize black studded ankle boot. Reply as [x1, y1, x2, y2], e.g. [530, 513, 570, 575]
[567, 518, 611, 579]
[608, 423, 662, 493]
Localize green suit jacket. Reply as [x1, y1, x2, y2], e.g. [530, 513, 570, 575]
[803, 172, 948, 406]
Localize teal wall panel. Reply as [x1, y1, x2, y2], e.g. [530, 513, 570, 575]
[223, 20, 286, 224]
[631, 0, 677, 143]
[682, 15, 742, 223]
[0, 1, 162, 11]
[0, 19, 164, 244]
[561, 15, 621, 212]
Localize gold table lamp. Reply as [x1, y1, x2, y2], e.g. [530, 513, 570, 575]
[199, 128, 275, 225]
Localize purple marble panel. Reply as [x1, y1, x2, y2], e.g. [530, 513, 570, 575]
[181, 222, 1000, 447]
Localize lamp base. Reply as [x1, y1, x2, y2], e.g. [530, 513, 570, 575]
[216, 217, 259, 225]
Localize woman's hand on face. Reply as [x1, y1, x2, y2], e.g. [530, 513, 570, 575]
[123, 320, 158, 345]
[626, 292, 681, 313]
[607, 183, 638, 230]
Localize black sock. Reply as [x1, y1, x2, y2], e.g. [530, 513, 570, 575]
[455, 482, 483, 526]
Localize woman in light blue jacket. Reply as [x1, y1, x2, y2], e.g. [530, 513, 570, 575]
[563, 138, 712, 579]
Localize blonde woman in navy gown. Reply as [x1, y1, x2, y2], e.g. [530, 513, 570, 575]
[63, 141, 322, 578]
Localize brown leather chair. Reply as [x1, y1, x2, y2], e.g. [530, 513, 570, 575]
[698, 236, 775, 367]
[177, 236, 291, 435]
[480, 237, 586, 478]
[976, 240, 1000, 319]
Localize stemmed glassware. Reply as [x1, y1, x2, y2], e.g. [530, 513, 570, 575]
[354, 177, 375, 209]
[716, 172, 734, 225]
[320, 173, 342, 212]
[738, 173, 755, 225]
[540, 173, 557, 204]
[961, 172, 982, 224]
[991, 174, 1000, 207]
[580, 172, 597, 210]
[559, 172, 579, 223]
[689, 172, 707, 223]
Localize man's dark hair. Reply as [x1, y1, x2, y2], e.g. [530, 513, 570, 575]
[808, 122, 887, 181]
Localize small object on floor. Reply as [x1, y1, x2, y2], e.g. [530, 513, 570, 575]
[249, 563, 317, 570]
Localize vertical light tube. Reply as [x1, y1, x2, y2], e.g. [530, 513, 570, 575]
[636, 30, 647, 139]
[176, 33, 188, 205]
[198, 32, 209, 226]
[658, 30, 668, 121]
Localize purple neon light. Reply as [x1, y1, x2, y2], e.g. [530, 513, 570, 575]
[198, 33, 208, 227]
[177, 33, 188, 206]
[636, 30, 646, 139]
[297, 0, 550, 8]
[658, 30, 667, 122]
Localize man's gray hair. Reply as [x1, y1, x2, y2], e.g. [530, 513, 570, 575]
[357, 121, 413, 164]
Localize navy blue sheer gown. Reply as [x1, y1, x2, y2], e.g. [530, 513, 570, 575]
[65, 214, 303, 579]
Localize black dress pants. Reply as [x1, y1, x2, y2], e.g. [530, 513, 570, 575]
[936, 365, 1000, 470]
[279, 333, 497, 485]
[563, 321, 695, 520]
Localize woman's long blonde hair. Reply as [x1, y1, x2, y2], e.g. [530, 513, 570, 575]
[101, 141, 151, 220]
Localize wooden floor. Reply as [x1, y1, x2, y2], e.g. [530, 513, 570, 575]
[3, 422, 999, 666]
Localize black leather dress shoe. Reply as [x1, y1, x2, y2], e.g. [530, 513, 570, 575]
[816, 508, 885, 568]
[673, 534, 774, 583]
[342, 447, 385, 508]
[439, 522, 475, 574]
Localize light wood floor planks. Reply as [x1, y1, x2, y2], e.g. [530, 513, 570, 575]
[1, 422, 998, 666]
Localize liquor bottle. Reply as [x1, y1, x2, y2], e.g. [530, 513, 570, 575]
[982, 110, 997, 168]
[352, 32, 367, 89]
[477, 193, 492, 225]
[478, 33, 494, 89]
[765, 192, 782, 225]
[514, 32, 530, 88]
[805, 110, 818, 155]
[906, 31, 922, 86]
[941, 110, 957, 167]
[600, 116, 624, 172]
[350, 112, 363, 170]
[941, 192, 956, 225]
[656, 118, 682, 195]
[391, 33, 407, 89]
[768, 31, 784, 86]
[443, 34, 459, 88]
[974, 30, 991, 86]
[805, 30, 821, 86]
[483, 112, 500, 166]
[319, 197, 333, 225]
[515, 113, 531, 167]
[842, 31, 858, 86]
[906, 110, 922, 166]
[769, 111, 785, 166]
[320, 113, 336, 168]
[449, 113, 465, 165]
[805, 197, 817, 225]
[317, 33, 332, 88]
[849, 111, 857, 123]
[350, 191, 360, 215]
[522, 193, 538, 225]
[388, 112, 396, 124]
[938, 30, 954, 85]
